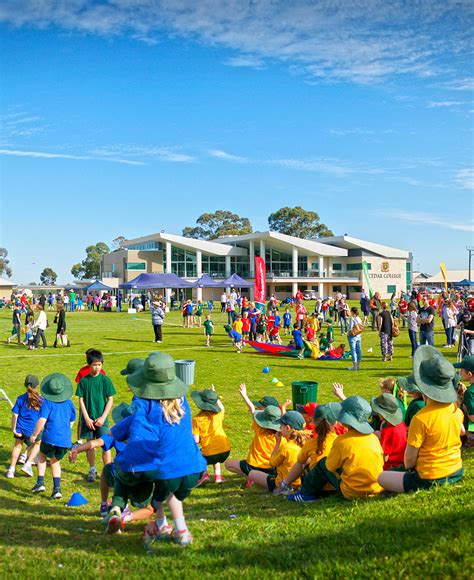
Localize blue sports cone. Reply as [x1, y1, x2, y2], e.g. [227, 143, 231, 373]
[67, 492, 88, 507]
[262, 367, 270, 374]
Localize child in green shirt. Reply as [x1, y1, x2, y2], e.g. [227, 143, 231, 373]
[203, 314, 214, 347]
[326, 319, 334, 348]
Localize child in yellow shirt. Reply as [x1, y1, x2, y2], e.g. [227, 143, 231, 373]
[191, 386, 231, 485]
[288, 396, 384, 502]
[248, 411, 308, 492]
[274, 402, 341, 495]
[225, 384, 280, 482]
[232, 315, 244, 335]
[378, 345, 464, 493]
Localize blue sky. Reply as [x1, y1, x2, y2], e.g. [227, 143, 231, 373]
[0, 0, 473, 283]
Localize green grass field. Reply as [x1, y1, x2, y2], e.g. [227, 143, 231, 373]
[0, 305, 472, 578]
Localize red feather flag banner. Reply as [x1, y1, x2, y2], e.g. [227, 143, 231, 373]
[254, 256, 266, 312]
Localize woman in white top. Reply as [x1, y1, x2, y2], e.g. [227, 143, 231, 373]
[407, 300, 418, 357]
[220, 292, 227, 313]
[442, 300, 458, 348]
[32, 304, 48, 349]
[347, 306, 363, 371]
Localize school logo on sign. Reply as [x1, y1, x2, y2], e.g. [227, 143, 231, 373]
[381, 262, 390, 273]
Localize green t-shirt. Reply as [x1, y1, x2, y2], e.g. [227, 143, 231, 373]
[196, 305, 204, 316]
[320, 336, 329, 349]
[463, 385, 474, 431]
[326, 325, 334, 341]
[203, 319, 214, 335]
[404, 398, 425, 427]
[76, 373, 116, 423]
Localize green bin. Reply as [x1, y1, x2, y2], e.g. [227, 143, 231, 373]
[291, 381, 318, 410]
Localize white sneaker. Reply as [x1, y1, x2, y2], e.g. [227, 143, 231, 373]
[86, 467, 97, 482]
[21, 463, 34, 477]
[18, 453, 27, 465]
[6, 467, 15, 479]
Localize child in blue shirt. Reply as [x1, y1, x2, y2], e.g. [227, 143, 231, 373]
[283, 308, 292, 335]
[31, 373, 76, 499]
[292, 323, 305, 359]
[224, 324, 243, 353]
[6, 375, 43, 479]
[105, 353, 206, 547]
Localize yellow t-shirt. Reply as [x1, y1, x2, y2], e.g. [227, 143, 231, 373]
[407, 401, 463, 480]
[326, 429, 384, 499]
[246, 421, 276, 468]
[298, 431, 338, 469]
[270, 439, 302, 487]
[233, 320, 243, 334]
[192, 410, 231, 457]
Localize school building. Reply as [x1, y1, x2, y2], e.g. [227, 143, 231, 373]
[101, 231, 412, 300]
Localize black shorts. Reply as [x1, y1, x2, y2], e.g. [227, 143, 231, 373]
[204, 450, 230, 465]
[239, 460, 276, 477]
[153, 472, 203, 503]
[267, 476, 277, 492]
[40, 442, 68, 460]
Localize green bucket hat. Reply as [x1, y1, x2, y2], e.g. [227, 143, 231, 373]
[275, 410, 305, 430]
[112, 402, 134, 424]
[413, 345, 457, 403]
[397, 374, 420, 393]
[120, 358, 144, 376]
[314, 402, 342, 425]
[338, 396, 373, 434]
[126, 352, 188, 400]
[253, 395, 279, 409]
[191, 389, 221, 413]
[40, 373, 73, 403]
[24, 374, 39, 388]
[253, 405, 282, 431]
[371, 393, 404, 426]
[453, 355, 474, 373]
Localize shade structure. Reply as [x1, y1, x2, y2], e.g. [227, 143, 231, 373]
[222, 273, 253, 288]
[119, 273, 196, 290]
[452, 278, 474, 287]
[195, 273, 224, 287]
[83, 280, 113, 292]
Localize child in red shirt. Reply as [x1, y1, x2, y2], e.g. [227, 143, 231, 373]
[371, 393, 407, 469]
[242, 312, 251, 340]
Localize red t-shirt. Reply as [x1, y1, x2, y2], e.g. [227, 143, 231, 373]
[380, 422, 407, 469]
[398, 300, 408, 314]
[242, 318, 251, 332]
[305, 327, 315, 340]
[75, 365, 107, 384]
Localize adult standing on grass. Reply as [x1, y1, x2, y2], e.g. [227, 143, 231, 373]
[220, 291, 227, 313]
[53, 302, 69, 348]
[32, 304, 48, 349]
[417, 295, 435, 346]
[151, 299, 165, 343]
[378, 302, 394, 362]
[407, 301, 419, 357]
[370, 292, 382, 331]
[347, 306, 363, 371]
[7, 302, 22, 344]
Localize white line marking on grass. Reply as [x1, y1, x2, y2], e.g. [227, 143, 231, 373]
[0, 346, 202, 359]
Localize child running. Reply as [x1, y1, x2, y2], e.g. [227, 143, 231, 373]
[292, 323, 305, 359]
[224, 324, 243, 353]
[191, 386, 231, 485]
[6, 375, 43, 478]
[31, 373, 76, 499]
[203, 314, 214, 347]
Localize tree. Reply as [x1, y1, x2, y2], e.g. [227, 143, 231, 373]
[71, 242, 110, 280]
[111, 235, 126, 250]
[40, 267, 58, 285]
[0, 247, 12, 278]
[182, 211, 253, 240]
[268, 206, 333, 239]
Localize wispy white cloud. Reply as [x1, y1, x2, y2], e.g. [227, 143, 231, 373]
[329, 128, 398, 137]
[427, 100, 467, 108]
[207, 149, 248, 163]
[0, 1, 472, 84]
[454, 168, 474, 190]
[0, 109, 47, 140]
[374, 209, 474, 232]
[0, 148, 145, 165]
[436, 77, 474, 91]
[91, 145, 196, 163]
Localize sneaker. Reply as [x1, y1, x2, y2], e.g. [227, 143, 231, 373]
[287, 492, 318, 503]
[18, 453, 28, 465]
[32, 482, 46, 493]
[214, 475, 225, 484]
[172, 528, 193, 547]
[86, 468, 97, 483]
[196, 472, 210, 487]
[51, 488, 62, 500]
[72, 440, 83, 450]
[105, 508, 123, 534]
[5, 467, 15, 479]
[143, 521, 173, 543]
[273, 481, 293, 496]
[21, 463, 34, 477]
[100, 501, 111, 518]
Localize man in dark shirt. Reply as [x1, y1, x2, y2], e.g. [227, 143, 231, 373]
[417, 296, 435, 346]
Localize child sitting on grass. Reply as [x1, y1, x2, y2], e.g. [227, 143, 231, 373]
[274, 403, 341, 495]
[76, 349, 116, 482]
[6, 375, 43, 479]
[288, 396, 384, 503]
[453, 355, 474, 447]
[378, 346, 465, 493]
[248, 411, 308, 492]
[224, 324, 243, 353]
[192, 386, 230, 485]
[203, 314, 214, 347]
[31, 373, 76, 500]
[397, 374, 425, 427]
[225, 384, 281, 482]
[106, 353, 206, 547]
[371, 393, 407, 469]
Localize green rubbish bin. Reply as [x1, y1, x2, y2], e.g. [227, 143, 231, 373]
[175, 360, 195, 385]
[291, 381, 318, 410]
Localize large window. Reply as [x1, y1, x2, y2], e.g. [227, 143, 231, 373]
[332, 263, 342, 271]
[230, 256, 250, 277]
[265, 249, 292, 276]
[202, 255, 226, 277]
[387, 285, 397, 294]
[347, 263, 371, 271]
[128, 242, 162, 251]
[164, 247, 197, 277]
[126, 262, 146, 270]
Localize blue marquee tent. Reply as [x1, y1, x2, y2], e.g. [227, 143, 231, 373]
[119, 273, 196, 289]
[222, 273, 253, 288]
[83, 280, 113, 292]
[195, 273, 224, 287]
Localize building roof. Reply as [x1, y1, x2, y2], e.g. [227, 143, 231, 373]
[122, 232, 247, 256]
[0, 278, 16, 287]
[318, 235, 409, 259]
[215, 231, 348, 257]
[426, 270, 469, 283]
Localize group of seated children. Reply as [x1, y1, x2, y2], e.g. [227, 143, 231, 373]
[6, 347, 473, 549]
